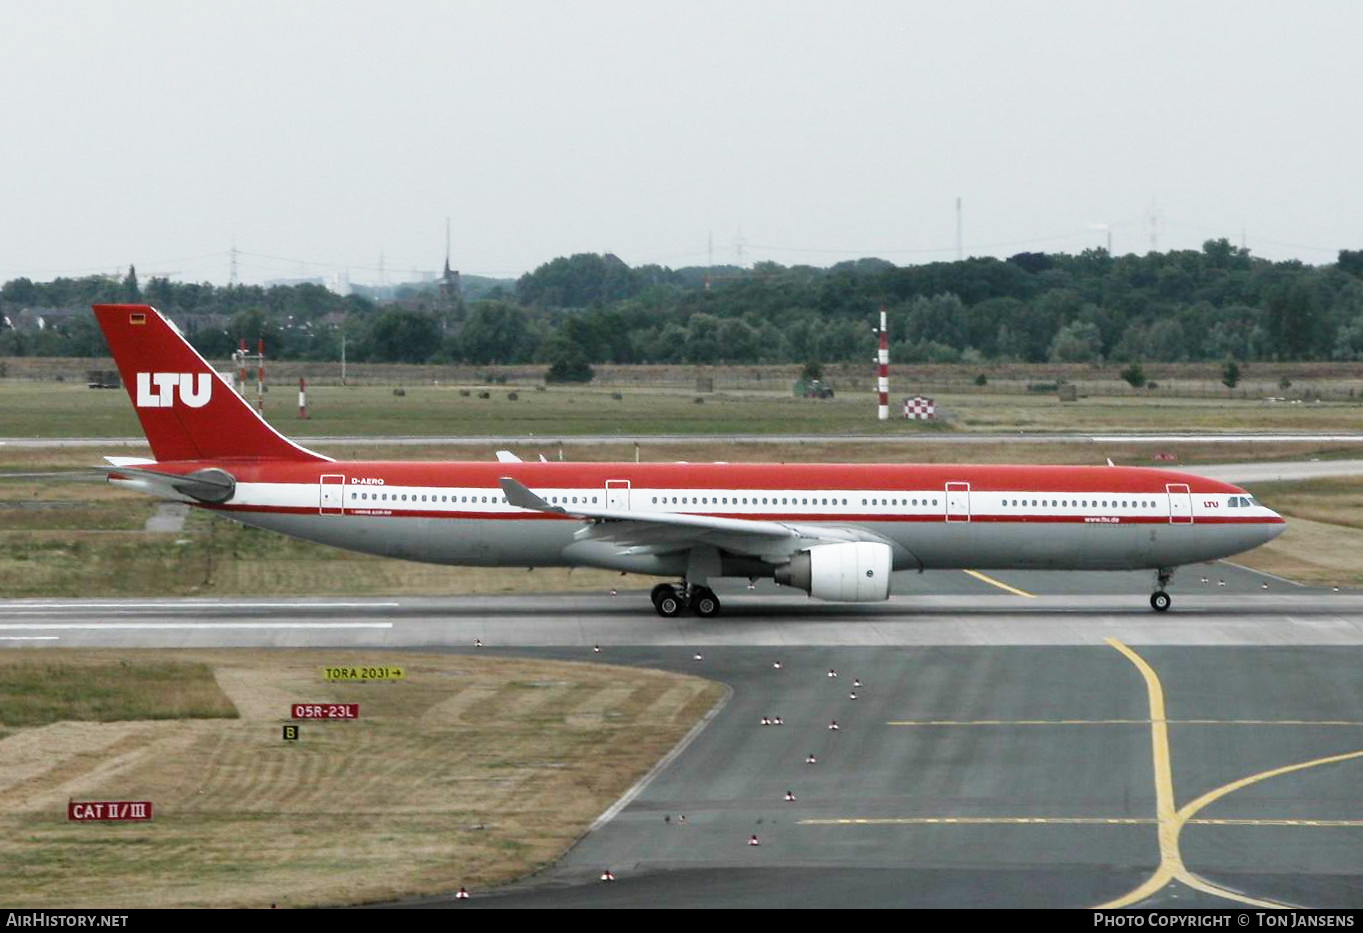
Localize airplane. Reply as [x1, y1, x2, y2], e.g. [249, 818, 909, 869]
[92, 303, 1285, 617]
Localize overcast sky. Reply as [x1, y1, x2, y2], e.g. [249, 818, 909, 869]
[2, 1, 1359, 287]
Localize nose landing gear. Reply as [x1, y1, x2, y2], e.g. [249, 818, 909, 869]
[1150, 567, 1174, 612]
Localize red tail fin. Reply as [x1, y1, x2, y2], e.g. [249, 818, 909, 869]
[93, 304, 329, 463]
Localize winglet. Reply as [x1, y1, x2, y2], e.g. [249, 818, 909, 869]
[499, 477, 565, 513]
[495, 450, 523, 463]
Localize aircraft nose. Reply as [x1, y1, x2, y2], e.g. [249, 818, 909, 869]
[1260, 509, 1287, 544]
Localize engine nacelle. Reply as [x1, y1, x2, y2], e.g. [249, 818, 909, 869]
[774, 542, 892, 602]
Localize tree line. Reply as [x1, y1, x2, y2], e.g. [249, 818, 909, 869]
[4, 241, 1363, 370]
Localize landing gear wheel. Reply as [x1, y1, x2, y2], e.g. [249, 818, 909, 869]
[656, 585, 686, 615]
[1150, 591, 1171, 613]
[693, 587, 721, 618]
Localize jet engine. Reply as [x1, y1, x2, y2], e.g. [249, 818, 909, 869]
[774, 542, 892, 602]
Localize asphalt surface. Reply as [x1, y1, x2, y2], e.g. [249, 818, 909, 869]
[3, 564, 1361, 649]
[5, 565, 1363, 908]
[403, 643, 1363, 909]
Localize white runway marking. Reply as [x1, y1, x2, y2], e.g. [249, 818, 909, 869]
[0, 636, 60, 640]
[0, 602, 400, 610]
[0, 623, 393, 630]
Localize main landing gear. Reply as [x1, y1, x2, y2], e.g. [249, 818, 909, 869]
[651, 582, 722, 618]
[1150, 567, 1174, 612]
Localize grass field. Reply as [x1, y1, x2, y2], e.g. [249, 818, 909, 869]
[1235, 477, 1363, 587]
[0, 656, 237, 727]
[5, 380, 1363, 438]
[0, 649, 724, 908]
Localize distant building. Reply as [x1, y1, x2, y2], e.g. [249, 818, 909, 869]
[264, 276, 327, 289]
[439, 256, 462, 308]
[4, 306, 83, 332]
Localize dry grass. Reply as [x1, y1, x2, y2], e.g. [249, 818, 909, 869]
[0, 649, 724, 908]
[0, 656, 236, 727]
[6, 378, 1363, 440]
[1233, 477, 1363, 586]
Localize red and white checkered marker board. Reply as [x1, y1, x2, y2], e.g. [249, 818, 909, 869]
[903, 396, 936, 420]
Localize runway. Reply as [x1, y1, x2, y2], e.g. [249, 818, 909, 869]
[5, 565, 1363, 908]
[1, 564, 1360, 649]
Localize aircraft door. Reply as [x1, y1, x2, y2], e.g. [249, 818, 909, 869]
[320, 474, 346, 515]
[605, 479, 630, 511]
[1166, 483, 1192, 524]
[945, 482, 971, 522]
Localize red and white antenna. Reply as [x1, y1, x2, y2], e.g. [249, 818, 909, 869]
[237, 338, 248, 396]
[256, 338, 266, 412]
[876, 306, 889, 421]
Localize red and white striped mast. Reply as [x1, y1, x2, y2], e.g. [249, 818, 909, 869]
[876, 305, 889, 421]
[256, 337, 266, 412]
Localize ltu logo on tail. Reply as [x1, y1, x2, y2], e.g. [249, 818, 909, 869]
[136, 372, 212, 408]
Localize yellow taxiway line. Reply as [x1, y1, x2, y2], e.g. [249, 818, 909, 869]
[801, 637, 1363, 908]
[1095, 639, 1363, 910]
[802, 816, 1363, 828]
[885, 718, 1363, 727]
[962, 569, 1036, 598]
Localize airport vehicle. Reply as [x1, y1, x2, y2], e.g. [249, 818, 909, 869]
[93, 304, 1285, 617]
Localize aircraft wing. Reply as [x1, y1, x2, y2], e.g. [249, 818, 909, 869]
[499, 476, 894, 561]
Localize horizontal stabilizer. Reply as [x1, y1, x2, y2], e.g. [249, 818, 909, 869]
[104, 465, 237, 503]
